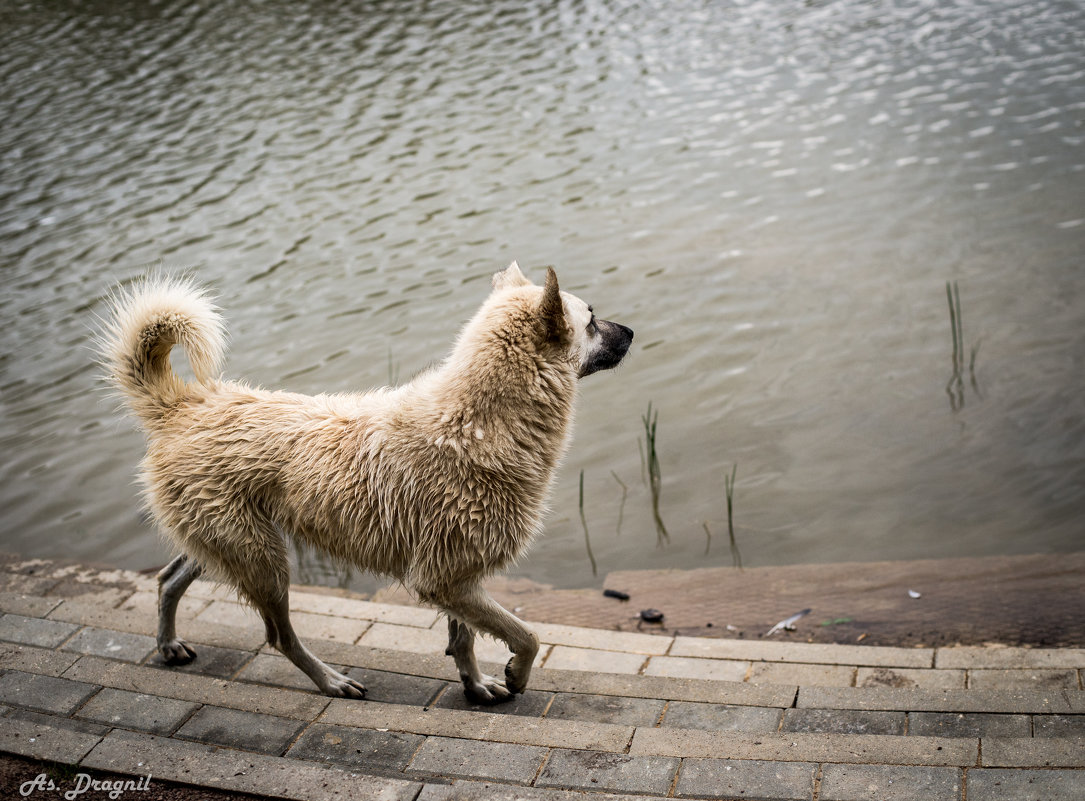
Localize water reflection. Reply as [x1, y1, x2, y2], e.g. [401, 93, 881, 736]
[1, 0, 1082, 591]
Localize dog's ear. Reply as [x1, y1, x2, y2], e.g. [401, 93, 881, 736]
[492, 261, 531, 291]
[538, 266, 569, 345]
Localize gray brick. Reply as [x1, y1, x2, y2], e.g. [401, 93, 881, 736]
[61, 626, 156, 662]
[909, 712, 1030, 738]
[967, 768, 1083, 800]
[798, 685, 1079, 714]
[546, 692, 664, 726]
[819, 764, 962, 801]
[417, 783, 662, 801]
[347, 666, 448, 707]
[0, 613, 79, 648]
[981, 736, 1085, 767]
[1033, 714, 1085, 738]
[82, 727, 421, 801]
[968, 668, 1079, 690]
[75, 687, 199, 734]
[238, 653, 347, 692]
[536, 749, 679, 796]
[0, 714, 102, 763]
[146, 642, 253, 678]
[433, 686, 552, 717]
[675, 758, 816, 800]
[662, 701, 782, 733]
[288, 723, 424, 773]
[174, 704, 305, 755]
[0, 670, 99, 714]
[7, 708, 110, 736]
[782, 708, 905, 736]
[0, 642, 81, 676]
[407, 736, 546, 784]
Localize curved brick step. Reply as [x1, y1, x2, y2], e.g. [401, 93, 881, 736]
[0, 558, 1082, 800]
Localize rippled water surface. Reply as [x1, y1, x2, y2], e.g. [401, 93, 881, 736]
[2, 0, 1083, 592]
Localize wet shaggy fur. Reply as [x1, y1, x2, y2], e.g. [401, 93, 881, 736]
[101, 263, 633, 702]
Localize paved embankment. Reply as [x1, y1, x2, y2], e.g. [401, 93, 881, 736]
[0, 556, 1080, 800]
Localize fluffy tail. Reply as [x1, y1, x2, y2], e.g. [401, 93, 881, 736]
[99, 276, 226, 425]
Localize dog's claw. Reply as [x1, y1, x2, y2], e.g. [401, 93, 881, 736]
[160, 639, 197, 665]
[463, 675, 513, 705]
[321, 673, 367, 699]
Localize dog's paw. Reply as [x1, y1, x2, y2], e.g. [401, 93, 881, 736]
[463, 675, 513, 705]
[504, 657, 529, 695]
[159, 639, 197, 665]
[320, 672, 367, 700]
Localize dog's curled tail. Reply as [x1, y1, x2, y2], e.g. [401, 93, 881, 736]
[100, 276, 226, 424]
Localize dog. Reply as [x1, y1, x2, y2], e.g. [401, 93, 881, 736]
[101, 263, 633, 703]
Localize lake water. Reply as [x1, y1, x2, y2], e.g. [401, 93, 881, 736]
[2, 0, 1083, 593]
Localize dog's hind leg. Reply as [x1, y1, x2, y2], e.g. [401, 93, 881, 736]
[157, 554, 202, 665]
[254, 587, 367, 700]
[433, 584, 539, 698]
[445, 617, 512, 704]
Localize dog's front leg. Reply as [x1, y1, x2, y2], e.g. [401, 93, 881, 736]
[446, 617, 512, 704]
[436, 584, 539, 697]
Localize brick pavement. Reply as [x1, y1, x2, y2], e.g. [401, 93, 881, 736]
[0, 556, 1080, 800]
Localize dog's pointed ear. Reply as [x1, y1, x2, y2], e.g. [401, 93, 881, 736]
[492, 261, 531, 291]
[538, 266, 569, 344]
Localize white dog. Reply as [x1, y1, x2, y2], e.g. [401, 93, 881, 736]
[102, 263, 633, 702]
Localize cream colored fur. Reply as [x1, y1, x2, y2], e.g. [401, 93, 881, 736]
[101, 263, 632, 702]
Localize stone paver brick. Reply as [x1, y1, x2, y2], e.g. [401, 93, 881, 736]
[671, 637, 933, 668]
[118, 590, 208, 619]
[62, 654, 327, 720]
[531, 622, 671, 655]
[819, 764, 962, 801]
[289, 590, 440, 627]
[935, 645, 1085, 669]
[0, 714, 102, 764]
[82, 727, 420, 801]
[797, 685, 1079, 714]
[347, 666, 448, 706]
[175, 705, 305, 755]
[0, 592, 62, 618]
[0, 642, 81, 677]
[782, 708, 905, 736]
[416, 782, 663, 801]
[197, 599, 370, 643]
[359, 622, 528, 666]
[433, 686, 552, 717]
[237, 652, 339, 692]
[980, 736, 1085, 767]
[749, 661, 855, 688]
[967, 768, 1083, 800]
[146, 642, 254, 679]
[546, 692, 663, 726]
[288, 722, 424, 773]
[61, 626, 157, 662]
[0, 670, 99, 715]
[1033, 714, 1085, 738]
[675, 758, 816, 800]
[644, 655, 749, 682]
[0, 613, 79, 648]
[908, 712, 1030, 739]
[967, 668, 1079, 690]
[630, 728, 977, 766]
[537, 749, 679, 796]
[407, 736, 546, 784]
[75, 687, 199, 735]
[661, 701, 783, 733]
[7, 708, 110, 737]
[544, 646, 646, 675]
[856, 667, 965, 690]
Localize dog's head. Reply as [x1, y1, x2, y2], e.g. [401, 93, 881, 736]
[491, 262, 633, 378]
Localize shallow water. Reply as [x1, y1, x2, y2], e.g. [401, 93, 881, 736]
[1, 0, 1083, 593]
